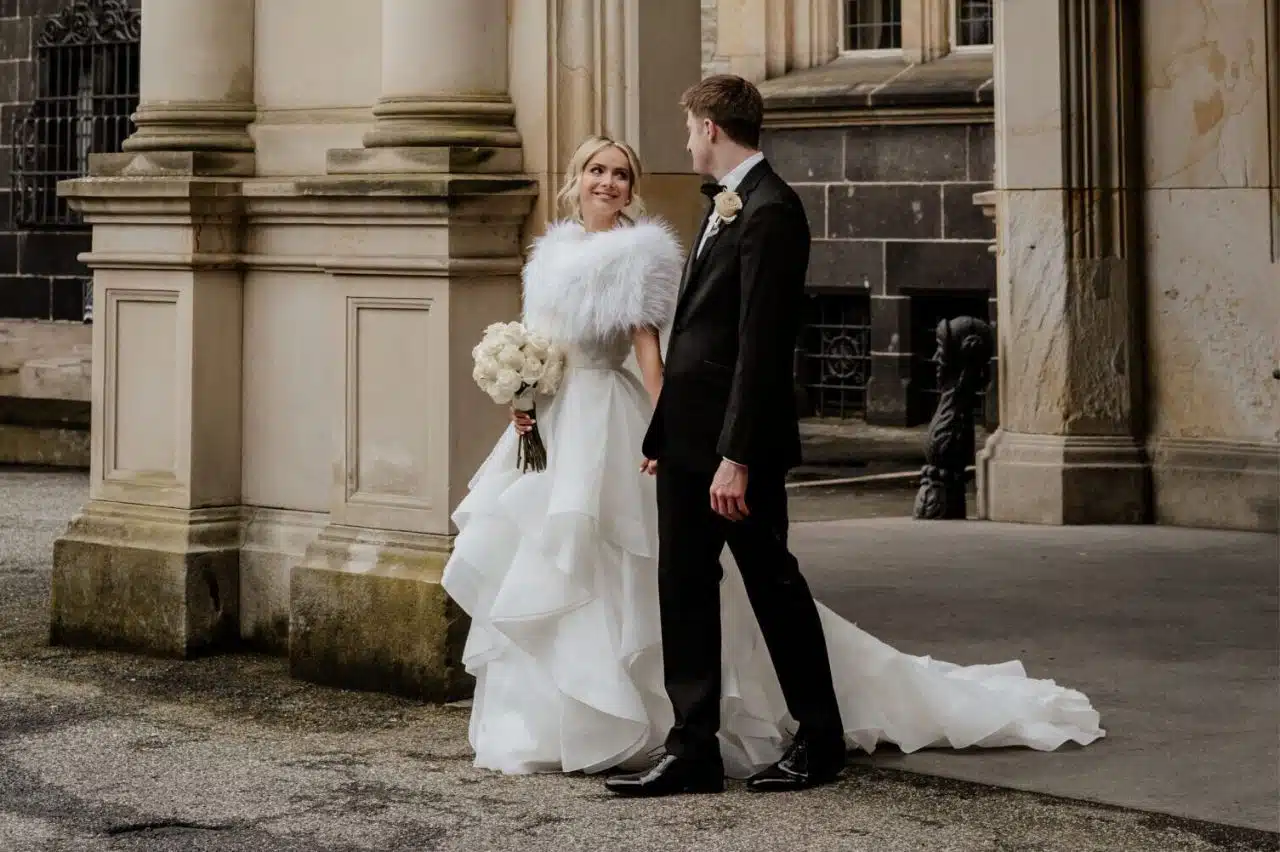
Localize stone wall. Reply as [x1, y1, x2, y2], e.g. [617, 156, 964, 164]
[0, 0, 133, 464]
[762, 121, 995, 425]
[1138, 0, 1279, 530]
[700, 0, 727, 78]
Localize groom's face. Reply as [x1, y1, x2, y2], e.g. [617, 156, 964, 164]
[685, 111, 714, 176]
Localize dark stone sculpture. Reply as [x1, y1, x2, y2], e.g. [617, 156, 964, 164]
[913, 316, 995, 520]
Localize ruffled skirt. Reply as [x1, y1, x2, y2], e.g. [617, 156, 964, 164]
[441, 366, 1103, 777]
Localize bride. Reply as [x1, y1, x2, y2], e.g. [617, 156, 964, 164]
[440, 134, 1103, 780]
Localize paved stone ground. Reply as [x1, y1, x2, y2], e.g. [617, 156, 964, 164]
[1, 468, 1277, 852]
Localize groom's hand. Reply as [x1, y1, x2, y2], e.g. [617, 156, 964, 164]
[710, 458, 749, 521]
[640, 458, 658, 476]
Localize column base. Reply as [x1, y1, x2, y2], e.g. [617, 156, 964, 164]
[239, 509, 328, 654]
[1149, 438, 1279, 533]
[977, 430, 1151, 524]
[327, 146, 523, 176]
[90, 150, 256, 179]
[362, 95, 522, 151]
[289, 525, 472, 702]
[50, 502, 242, 657]
[123, 102, 257, 154]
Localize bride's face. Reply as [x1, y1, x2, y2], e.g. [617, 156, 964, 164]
[579, 147, 633, 220]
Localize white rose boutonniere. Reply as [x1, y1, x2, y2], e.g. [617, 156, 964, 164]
[713, 189, 742, 224]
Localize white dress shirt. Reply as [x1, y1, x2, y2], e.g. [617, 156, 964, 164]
[696, 151, 766, 258]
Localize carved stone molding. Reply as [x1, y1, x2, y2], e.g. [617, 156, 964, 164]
[1058, 0, 1140, 262]
[39, 0, 140, 47]
[1268, 0, 1279, 261]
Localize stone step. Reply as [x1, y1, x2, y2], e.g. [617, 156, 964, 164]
[18, 355, 92, 402]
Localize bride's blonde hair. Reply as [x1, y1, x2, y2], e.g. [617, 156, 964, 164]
[555, 135, 647, 224]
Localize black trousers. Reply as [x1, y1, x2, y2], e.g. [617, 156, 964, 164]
[657, 461, 844, 762]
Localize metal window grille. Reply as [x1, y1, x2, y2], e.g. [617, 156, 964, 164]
[11, 0, 141, 230]
[842, 0, 902, 51]
[955, 0, 994, 47]
[796, 293, 871, 419]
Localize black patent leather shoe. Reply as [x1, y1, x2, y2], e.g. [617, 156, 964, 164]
[604, 754, 725, 797]
[746, 737, 845, 793]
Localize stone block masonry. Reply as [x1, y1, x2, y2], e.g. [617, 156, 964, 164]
[0, 0, 139, 466]
[0, 0, 140, 323]
[700, 0, 729, 78]
[762, 121, 996, 427]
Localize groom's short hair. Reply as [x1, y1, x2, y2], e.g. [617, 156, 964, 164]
[680, 75, 764, 149]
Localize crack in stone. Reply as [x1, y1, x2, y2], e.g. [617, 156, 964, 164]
[105, 820, 231, 836]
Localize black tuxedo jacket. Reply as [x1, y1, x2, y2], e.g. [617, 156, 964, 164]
[643, 159, 808, 473]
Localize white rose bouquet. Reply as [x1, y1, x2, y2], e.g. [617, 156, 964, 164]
[471, 320, 565, 472]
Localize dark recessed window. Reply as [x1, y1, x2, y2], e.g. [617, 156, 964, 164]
[842, 0, 902, 52]
[955, 0, 994, 47]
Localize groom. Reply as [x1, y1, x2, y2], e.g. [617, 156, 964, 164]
[608, 75, 846, 797]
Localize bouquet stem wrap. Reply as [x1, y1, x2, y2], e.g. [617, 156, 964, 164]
[513, 391, 547, 473]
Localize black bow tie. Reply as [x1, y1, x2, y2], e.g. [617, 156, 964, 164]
[700, 182, 725, 200]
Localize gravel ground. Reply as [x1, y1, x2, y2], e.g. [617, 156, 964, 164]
[1, 468, 1275, 852]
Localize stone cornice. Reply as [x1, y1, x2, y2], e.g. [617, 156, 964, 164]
[761, 54, 994, 118]
[58, 173, 538, 224]
[765, 104, 992, 130]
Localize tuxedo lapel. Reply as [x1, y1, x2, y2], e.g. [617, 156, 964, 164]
[674, 160, 774, 324]
[677, 200, 713, 305]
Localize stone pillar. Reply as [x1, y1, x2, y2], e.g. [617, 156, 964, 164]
[366, 0, 514, 148]
[124, 0, 256, 157]
[977, 0, 1150, 524]
[51, 0, 256, 655]
[287, 0, 535, 701]
[334, 0, 522, 174]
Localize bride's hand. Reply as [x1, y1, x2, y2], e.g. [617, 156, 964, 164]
[511, 408, 534, 435]
[640, 458, 658, 476]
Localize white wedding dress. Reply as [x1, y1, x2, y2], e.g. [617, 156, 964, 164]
[441, 217, 1104, 777]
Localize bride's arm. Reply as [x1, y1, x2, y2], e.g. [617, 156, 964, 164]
[631, 326, 664, 407]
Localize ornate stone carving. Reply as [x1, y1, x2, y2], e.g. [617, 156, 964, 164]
[914, 316, 994, 520]
[38, 0, 140, 47]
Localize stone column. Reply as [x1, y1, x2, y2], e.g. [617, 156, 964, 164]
[123, 0, 256, 158]
[333, 0, 522, 175]
[977, 0, 1150, 524]
[51, 0, 256, 655]
[287, 0, 535, 701]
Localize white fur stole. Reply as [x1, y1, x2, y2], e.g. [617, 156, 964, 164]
[521, 217, 684, 344]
